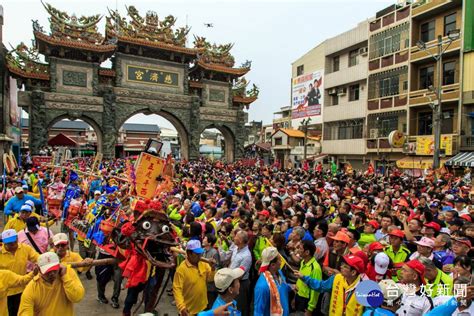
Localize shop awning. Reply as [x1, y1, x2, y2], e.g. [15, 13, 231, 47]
[396, 156, 446, 169]
[445, 152, 474, 167]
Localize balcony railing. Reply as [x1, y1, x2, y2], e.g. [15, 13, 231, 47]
[461, 136, 474, 150]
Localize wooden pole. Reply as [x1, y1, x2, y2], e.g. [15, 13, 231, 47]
[66, 258, 117, 268]
[170, 247, 213, 265]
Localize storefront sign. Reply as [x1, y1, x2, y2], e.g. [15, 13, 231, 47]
[416, 135, 452, 156]
[126, 65, 179, 87]
[134, 152, 165, 199]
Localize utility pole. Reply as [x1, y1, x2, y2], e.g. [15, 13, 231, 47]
[301, 118, 311, 161]
[416, 29, 460, 169]
[432, 35, 443, 170]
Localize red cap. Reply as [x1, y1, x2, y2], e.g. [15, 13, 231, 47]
[258, 210, 270, 218]
[388, 229, 405, 239]
[342, 254, 366, 274]
[369, 242, 384, 252]
[405, 259, 426, 284]
[460, 214, 472, 223]
[423, 222, 441, 232]
[366, 220, 380, 230]
[352, 250, 369, 267]
[452, 237, 472, 248]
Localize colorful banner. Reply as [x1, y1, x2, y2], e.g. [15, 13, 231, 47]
[134, 152, 165, 199]
[32, 156, 53, 166]
[415, 135, 452, 156]
[291, 70, 323, 119]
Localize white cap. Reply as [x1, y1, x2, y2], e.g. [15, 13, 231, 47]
[214, 267, 245, 292]
[38, 252, 60, 274]
[24, 200, 35, 208]
[20, 204, 33, 212]
[374, 252, 390, 275]
[1, 229, 18, 243]
[22, 184, 28, 190]
[52, 233, 68, 246]
[261, 247, 279, 268]
[14, 187, 24, 194]
[94, 190, 102, 195]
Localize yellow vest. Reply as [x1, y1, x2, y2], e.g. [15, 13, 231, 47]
[329, 274, 363, 316]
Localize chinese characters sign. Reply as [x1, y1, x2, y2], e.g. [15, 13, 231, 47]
[291, 70, 324, 119]
[126, 65, 179, 87]
[415, 135, 452, 156]
[209, 89, 226, 102]
[135, 152, 165, 199]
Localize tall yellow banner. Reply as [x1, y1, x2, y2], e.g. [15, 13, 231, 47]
[134, 153, 165, 199]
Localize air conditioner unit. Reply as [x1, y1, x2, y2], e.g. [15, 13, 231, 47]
[359, 47, 368, 56]
[369, 128, 378, 139]
[337, 87, 347, 96]
[328, 88, 337, 95]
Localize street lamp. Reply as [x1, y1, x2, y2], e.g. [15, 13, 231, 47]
[300, 117, 312, 160]
[416, 29, 461, 169]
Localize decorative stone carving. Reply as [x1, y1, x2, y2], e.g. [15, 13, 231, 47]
[62, 70, 87, 87]
[30, 90, 48, 154]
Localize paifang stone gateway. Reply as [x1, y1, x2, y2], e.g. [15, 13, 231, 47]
[6, 3, 259, 161]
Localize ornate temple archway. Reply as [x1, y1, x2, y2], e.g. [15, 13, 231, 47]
[117, 109, 190, 160]
[7, 3, 258, 162]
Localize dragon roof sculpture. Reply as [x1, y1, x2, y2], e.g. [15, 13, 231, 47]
[5, 42, 50, 80]
[232, 77, 259, 108]
[105, 6, 191, 48]
[39, 1, 105, 45]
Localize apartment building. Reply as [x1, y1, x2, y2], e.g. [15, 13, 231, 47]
[458, 0, 474, 153]
[323, 21, 369, 170]
[407, 0, 462, 166]
[366, 3, 412, 168]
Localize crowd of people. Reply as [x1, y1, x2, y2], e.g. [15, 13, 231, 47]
[0, 156, 474, 316]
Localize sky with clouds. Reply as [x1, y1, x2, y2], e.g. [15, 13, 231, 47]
[2, 0, 394, 129]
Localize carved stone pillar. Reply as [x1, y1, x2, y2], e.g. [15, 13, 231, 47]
[188, 98, 201, 160]
[101, 88, 117, 159]
[29, 91, 48, 155]
[234, 109, 247, 160]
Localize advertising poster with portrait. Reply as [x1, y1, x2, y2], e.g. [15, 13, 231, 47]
[291, 70, 324, 119]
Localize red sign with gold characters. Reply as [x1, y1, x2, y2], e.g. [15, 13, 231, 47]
[134, 152, 165, 199]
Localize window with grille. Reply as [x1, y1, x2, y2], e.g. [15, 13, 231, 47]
[349, 50, 359, 67]
[421, 20, 435, 43]
[418, 112, 433, 135]
[333, 56, 340, 72]
[419, 66, 434, 89]
[444, 13, 457, 36]
[443, 61, 456, 85]
[369, 22, 409, 59]
[349, 84, 360, 101]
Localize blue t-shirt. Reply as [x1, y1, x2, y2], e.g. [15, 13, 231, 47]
[212, 296, 240, 316]
[254, 270, 291, 316]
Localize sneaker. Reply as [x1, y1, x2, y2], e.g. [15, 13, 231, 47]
[97, 297, 109, 304]
[86, 271, 93, 280]
[111, 298, 119, 309]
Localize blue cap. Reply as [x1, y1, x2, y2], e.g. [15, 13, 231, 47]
[186, 240, 204, 254]
[1, 229, 18, 244]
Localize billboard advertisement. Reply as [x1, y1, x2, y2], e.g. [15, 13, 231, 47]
[415, 135, 452, 156]
[291, 70, 323, 119]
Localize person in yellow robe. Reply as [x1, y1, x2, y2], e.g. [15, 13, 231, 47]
[0, 269, 36, 316]
[18, 252, 85, 316]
